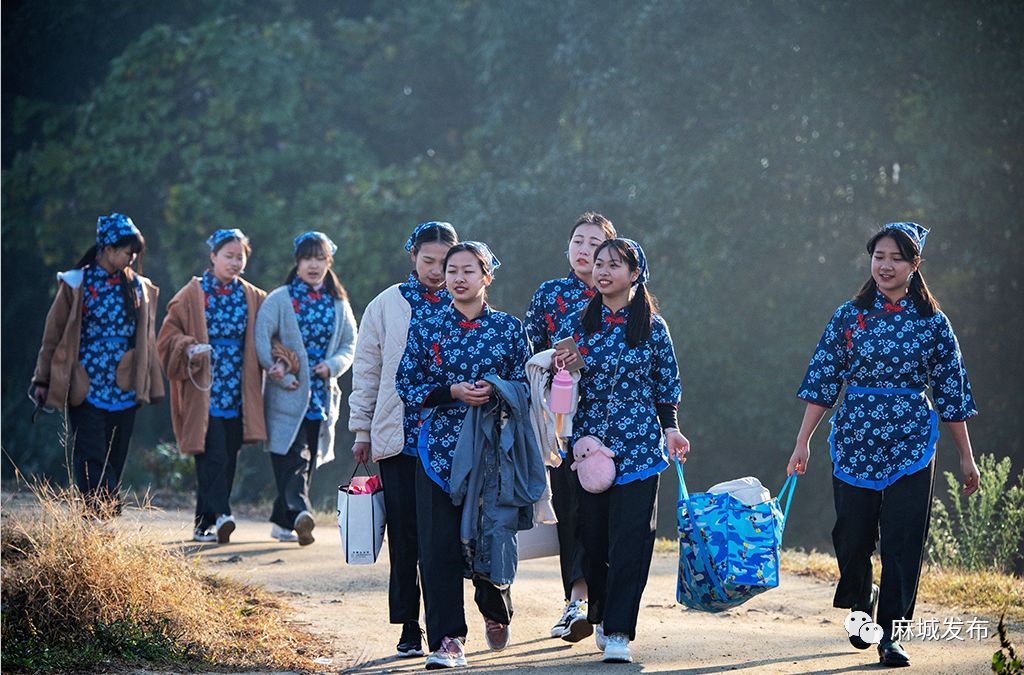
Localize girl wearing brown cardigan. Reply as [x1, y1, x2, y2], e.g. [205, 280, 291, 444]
[30, 214, 163, 515]
[157, 229, 267, 543]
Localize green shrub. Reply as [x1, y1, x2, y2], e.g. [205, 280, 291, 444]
[928, 454, 1024, 573]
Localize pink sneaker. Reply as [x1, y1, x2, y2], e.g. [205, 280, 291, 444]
[425, 636, 467, 669]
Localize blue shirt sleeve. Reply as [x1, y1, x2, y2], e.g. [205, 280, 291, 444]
[508, 321, 532, 382]
[928, 312, 978, 422]
[524, 286, 548, 354]
[651, 317, 682, 405]
[797, 304, 849, 407]
[395, 322, 436, 410]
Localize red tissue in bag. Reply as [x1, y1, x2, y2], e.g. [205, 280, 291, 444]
[347, 475, 382, 495]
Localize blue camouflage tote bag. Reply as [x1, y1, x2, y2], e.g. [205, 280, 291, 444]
[675, 459, 796, 612]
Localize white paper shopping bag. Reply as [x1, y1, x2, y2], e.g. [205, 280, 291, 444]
[337, 465, 386, 565]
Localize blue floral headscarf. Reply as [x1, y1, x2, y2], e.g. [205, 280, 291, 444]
[293, 231, 337, 256]
[881, 222, 929, 254]
[460, 241, 502, 274]
[405, 221, 457, 252]
[206, 228, 248, 251]
[96, 213, 140, 248]
[618, 237, 649, 286]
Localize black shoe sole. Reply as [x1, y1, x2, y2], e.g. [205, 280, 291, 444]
[561, 617, 594, 643]
[396, 646, 424, 658]
[849, 636, 871, 649]
[216, 519, 235, 544]
[294, 514, 315, 546]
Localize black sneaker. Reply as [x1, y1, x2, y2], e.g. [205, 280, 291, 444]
[396, 621, 424, 658]
[878, 639, 910, 667]
[849, 583, 879, 649]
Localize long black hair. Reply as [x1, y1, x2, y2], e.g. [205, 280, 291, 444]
[73, 232, 146, 334]
[410, 223, 458, 255]
[285, 236, 348, 300]
[853, 228, 939, 317]
[580, 239, 660, 347]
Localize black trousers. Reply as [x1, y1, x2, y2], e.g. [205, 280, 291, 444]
[379, 452, 422, 624]
[579, 473, 659, 641]
[194, 416, 243, 529]
[831, 461, 935, 641]
[415, 463, 512, 652]
[550, 459, 585, 599]
[269, 418, 319, 529]
[67, 403, 137, 512]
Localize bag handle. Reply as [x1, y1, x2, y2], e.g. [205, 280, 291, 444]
[339, 462, 376, 490]
[675, 457, 690, 502]
[777, 473, 798, 526]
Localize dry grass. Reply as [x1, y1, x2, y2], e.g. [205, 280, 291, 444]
[1, 482, 326, 672]
[656, 539, 1024, 622]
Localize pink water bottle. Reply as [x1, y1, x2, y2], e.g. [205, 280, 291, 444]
[549, 365, 575, 414]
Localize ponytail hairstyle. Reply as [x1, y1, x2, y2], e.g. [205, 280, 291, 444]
[408, 221, 458, 255]
[569, 211, 617, 241]
[285, 235, 348, 301]
[853, 228, 939, 317]
[580, 239, 660, 347]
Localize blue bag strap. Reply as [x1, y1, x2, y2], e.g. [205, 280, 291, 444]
[674, 459, 727, 602]
[675, 457, 690, 502]
[777, 473, 798, 526]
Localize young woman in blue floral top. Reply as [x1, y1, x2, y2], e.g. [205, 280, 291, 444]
[565, 238, 689, 665]
[787, 223, 981, 668]
[256, 232, 357, 546]
[348, 221, 458, 658]
[31, 214, 163, 515]
[158, 229, 267, 544]
[396, 242, 532, 669]
[524, 211, 617, 642]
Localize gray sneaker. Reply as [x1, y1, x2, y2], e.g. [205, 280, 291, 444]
[270, 524, 298, 542]
[595, 623, 607, 651]
[602, 633, 632, 663]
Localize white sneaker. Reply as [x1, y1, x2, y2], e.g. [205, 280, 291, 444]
[551, 600, 572, 638]
[270, 524, 298, 542]
[293, 510, 315, 546]
[560, 599, 593, 643]
[595, 623, 607, 651]
[193, 526, 216, 542]
[215, 514, 235, 544]
[425, 636, 467, 669]
[602, 633, 632, 663]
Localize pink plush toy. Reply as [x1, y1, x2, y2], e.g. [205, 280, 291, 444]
[571, 435, 616, 494]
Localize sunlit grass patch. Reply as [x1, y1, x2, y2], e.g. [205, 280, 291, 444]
[1, 482, 327, 672]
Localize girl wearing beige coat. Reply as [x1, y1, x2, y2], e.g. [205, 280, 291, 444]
[348, 221, 458, 658]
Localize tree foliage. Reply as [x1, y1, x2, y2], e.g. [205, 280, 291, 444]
[4, 0, 1022, 548]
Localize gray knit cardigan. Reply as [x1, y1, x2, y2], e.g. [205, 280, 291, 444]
[254, 285, 358, 466]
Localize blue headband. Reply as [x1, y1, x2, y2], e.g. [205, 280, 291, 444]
[405, 221, 457, 252]
[96, 213, 140, 248]
[206, 228, 248, 251]
[459, 241, 502, 274]
[617, 238, 649, 286]
[293, 231, 337, 256]
[881, 222, 929, 254]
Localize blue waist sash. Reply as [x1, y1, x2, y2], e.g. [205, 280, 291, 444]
[209, 337, 242, 347]
[845, 385, 926, 396]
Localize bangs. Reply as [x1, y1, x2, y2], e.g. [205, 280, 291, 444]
[295, 236, 332, 260]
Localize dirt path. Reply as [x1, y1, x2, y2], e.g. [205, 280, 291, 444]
[124, 508, 1007, 674]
